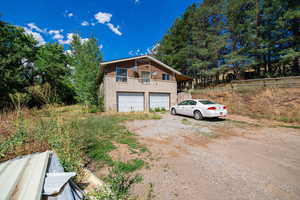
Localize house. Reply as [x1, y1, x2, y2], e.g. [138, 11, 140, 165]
[99, 55, 192, 112]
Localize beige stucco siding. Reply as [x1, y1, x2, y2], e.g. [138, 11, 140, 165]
[103, 75, 177, 111]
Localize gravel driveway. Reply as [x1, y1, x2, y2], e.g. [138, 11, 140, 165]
[126, 113, 300, 200]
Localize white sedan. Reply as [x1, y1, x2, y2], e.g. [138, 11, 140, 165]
[171, 99, 228, 120]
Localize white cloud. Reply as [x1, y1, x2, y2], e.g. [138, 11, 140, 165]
[107, 23, 122, 36]
[134, 0, 140, 4]
[80, 38, 89, 43]
[53, 33, 64, 40]
[67, 12, 74, 17]
[64, 50, 72, 55]
[94, 12, 112, 24]
[146, 43, 159, 55]
[151, 43, 160, 54]
[99, 44, 103, 49]
[58, 33, 89, 45]
[129, 49, 142, 56]
[23, 27, 45, 45]
[48, 29, 64, 40]
[81, 21, 90, 26]
[27, 23, 44, 33]
[48, 30, 60, 34]
[129, 50, 134, 56]
[93, 11, 123, 36]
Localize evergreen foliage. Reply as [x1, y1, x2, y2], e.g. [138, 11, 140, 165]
[155, 0, 300, 86]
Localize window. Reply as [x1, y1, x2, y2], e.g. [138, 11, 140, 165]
[116, 67, 127, 82]
[178, 101, 188, 106]
[188, 100, 197, 105]
[199, 100, 216, 105]
[162, 73, 170, 80]
[141, 71, 150, 84]
[131, 66, 137, 72]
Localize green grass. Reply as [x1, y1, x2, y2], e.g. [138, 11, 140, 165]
[114, 159, 145, 173]
[279, 125, 300, 129]
[72, 114, 154, 167]
[149, 107, 167, 113]
[0, 106, 160, 200]
[0, 107, 160, 174]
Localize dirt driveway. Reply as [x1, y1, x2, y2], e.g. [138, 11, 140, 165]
[126, 114, 300, 200]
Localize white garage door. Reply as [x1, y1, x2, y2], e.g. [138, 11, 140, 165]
[117, 92, 144, 112]
[150, 93, 170, 110]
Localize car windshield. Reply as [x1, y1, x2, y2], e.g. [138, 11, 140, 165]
[199, 100, 216, 105]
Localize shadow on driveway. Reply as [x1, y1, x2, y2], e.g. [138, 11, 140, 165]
[174, 114, 226, 122]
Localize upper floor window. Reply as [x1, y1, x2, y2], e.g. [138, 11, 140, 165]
[162, 73, 170, 80]
[188, 100, 197, 105]
[141, 71, 151, 84]
[116, 67, 127, 82]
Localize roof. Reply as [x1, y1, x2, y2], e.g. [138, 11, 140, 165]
[100, 55, 192, 81]
[0, 151, 83, 200]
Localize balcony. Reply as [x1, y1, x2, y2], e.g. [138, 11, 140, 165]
[104, 75, 177, 92]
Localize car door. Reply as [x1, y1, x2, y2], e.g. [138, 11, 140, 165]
[184, 100, 197, 116]
[176, 100, 188, 115]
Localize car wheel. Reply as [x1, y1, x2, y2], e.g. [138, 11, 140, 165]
[171, 108, 176, 115]
[194, 110, 203, 120]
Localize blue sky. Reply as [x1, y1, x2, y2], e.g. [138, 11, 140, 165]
[1, 0, 200, 61]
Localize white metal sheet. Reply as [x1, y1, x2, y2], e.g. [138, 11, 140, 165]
[118, 92, 144, 112]
[0, 151, 50, 200]
[43, 172, 76, 195]
[150, 93, 170, 110]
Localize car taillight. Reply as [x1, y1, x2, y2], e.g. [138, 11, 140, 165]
[223, 106, 227, 109]
[207, 107, 216, 110]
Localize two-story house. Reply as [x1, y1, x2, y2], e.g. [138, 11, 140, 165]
[99, 55, 191, 112]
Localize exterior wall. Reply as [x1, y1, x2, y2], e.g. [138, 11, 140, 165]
[177, 92, 192, 103]
[103, 59, 176, 81]
[103, 75, 177, 112]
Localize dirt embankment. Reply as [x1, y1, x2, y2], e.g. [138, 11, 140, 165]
[192, 87, 300, 124]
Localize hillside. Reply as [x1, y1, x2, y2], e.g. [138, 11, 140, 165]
[191, 87, 300, 124]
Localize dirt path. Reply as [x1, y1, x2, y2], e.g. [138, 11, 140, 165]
[126, 114, 300, 200]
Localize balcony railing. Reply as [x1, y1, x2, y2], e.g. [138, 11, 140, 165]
[111, 76, 176, 85]
[138, 78, 150, 84]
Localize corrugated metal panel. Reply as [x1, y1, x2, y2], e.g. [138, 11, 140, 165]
[0, 151, 50, 200]
[0, 151, 84, 200]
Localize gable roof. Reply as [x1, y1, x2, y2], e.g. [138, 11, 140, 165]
[100, 55, 192, 81]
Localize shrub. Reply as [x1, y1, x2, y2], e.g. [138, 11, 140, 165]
[87, 167, 142, 200]
[0, 114, 28, 158]
[104, 167, 143, 199]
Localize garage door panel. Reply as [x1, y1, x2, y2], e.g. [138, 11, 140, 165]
[118, 92, 144, 112]
[150, 93, 170, 110]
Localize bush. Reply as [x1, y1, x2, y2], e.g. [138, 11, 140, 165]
[87, 167, 142, 200]
[151, 107, 167, 113]
[0, 114, 28, 159]
[105, 167, 142, 199]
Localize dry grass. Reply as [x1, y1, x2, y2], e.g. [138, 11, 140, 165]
[192, 87, 300, 124]
[0, 105, 160, 171]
